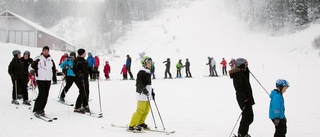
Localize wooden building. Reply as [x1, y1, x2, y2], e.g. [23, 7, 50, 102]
[0, 10, 75, 52]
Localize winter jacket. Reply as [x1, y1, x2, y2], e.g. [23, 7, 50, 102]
[104, 64, 111, 74]
[135, 67, 152, 101]
[229, 67, 255, 109]
[220, 59, 227, 67]
[185, 61, 190, 69]
[8, 57, 24, 80]
[207, 58, 212, 66]
[163, 60, 171, 69]
[94, 56, 100, 67]
[126, 57, 132, 68]
[176, 62, 183, 70]
[59, 54, 67, 65]
[73, 56, 90, 79]
[269, 89, 285, 119]
[20, 57, 33, 76]
[29, 54, 55, 81]
[121, 66, 127, 74]
[87, 55, 96, 68]
[59, 58, 75, 77]
[211, 58, 216, 66]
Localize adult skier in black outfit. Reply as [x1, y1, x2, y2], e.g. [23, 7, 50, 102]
[229, 58, 255, 137]
[163, 58, 172, 79]
[184, 58, 192, 78]
[73, 49, 92, 113]
[8, 50, 30, 105]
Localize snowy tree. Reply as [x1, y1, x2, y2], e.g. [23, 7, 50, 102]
[0, 0, 8, 12]
[292, 0, 309, 25]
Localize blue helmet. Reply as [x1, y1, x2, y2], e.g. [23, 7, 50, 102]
[276, 79, 290, 87]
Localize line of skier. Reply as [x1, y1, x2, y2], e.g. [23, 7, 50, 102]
[8, 47, 289, 137]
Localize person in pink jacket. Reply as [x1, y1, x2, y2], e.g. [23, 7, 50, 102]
[220, 58, 227, 75]
[103, 61, 111, 80]
[120, 64, 128, 80]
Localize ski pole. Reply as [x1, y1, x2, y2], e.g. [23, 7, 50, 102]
[147, 95, 157, 130]
[15, 79, 18, 109]
[153, 94, 166, 130]
[30, 79, 35, 120]
[229, 106, 245, 137]
[96, 73, 103, 115]
[249, 71, 270, 95]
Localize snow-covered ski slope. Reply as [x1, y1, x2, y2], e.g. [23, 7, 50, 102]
[1, 0, 320, 136]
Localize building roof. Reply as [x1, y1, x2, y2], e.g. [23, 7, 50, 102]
[0, 10, 74, 47]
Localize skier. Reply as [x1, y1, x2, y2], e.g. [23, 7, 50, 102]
[229, 58, 254, 137]
[150, 62, 156, 79]
[120, 64, 128, 80]
[103, 61, 111, 80]
[184, 58, 192, 78]
[206, 56, 212, 76]
[8, 50, 31, 105]
[21, 51, 33, 96]
[59, 52, 77, 102]
[87, 52, 96, 81]
[128, 56, 155, 131]
[176, 59, 183, 78]
[126, 55, 134, 80]
[229, 58, 235, 69]
[73, 49, 91, 113]
[269, 79, 289, 137]
[220, 58, 227, 75]
[163, 58, 172, 79]
[29, 46, 56, 116]
[94, 55, 100, 79]
[211, 57, 218, 76]
[59, 53, 68, 76]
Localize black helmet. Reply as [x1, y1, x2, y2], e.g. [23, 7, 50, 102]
[69, 52, 76, 57]
[234, 58, 247, 67]
[24, 50, 30, 56]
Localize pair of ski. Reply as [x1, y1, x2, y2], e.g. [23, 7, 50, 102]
[34, 114, 57, 122]
[111, 124, 175, 135]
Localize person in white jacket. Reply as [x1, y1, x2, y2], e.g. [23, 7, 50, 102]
[211, 57, 218, 76]
[128, 56, 155, 131]
[29, 46, 56, 116]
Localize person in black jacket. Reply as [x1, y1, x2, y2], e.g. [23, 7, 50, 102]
[162, 58, 172, 79]
[73, 48, 91, 114]
[21, 51, 33, 90]
[8, 50, 30, 105]
[229, 58, 255, 137]
[184, 58, 192, 78]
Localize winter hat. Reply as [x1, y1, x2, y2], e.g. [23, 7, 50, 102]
[42, 46, 49, 51]
[234, 58, 247, 68]
[105, 61, 109, 64]
[12, 50, 21, 56]
[77, 48, 86, 56]
[88, 52, 92, 56]
[69, 52, 76, 57]
[24, 50, 30, 56]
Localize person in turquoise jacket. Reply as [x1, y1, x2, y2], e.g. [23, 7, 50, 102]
[269, 79, 289, 137]
[59, 52, 76, 102]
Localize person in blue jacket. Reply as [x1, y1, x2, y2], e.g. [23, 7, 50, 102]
[126, 55, 134, 80]
[269, 79, 289, 137]
[87, 52, 96, 81]
[59, 52, 76, 102]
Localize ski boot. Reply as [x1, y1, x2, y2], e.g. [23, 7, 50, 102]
[59, 97, 65, 103]
[22, 100, 31, 106]
[138, 123, 150, 130]
[34, 110, 45, 116]
[11, 100, 19, 105]
[128, 125, 142, 131]
[82, 105, 90, 113]
[74, 108, 85, 114]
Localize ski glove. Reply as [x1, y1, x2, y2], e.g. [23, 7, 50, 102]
[142, 88, 149, 96]
[151, 90, 155, 100]
[11, 74, 17, 80]
[273, 118, 280, 126]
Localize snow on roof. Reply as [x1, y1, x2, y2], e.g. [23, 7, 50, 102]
[0, 10, 74, 46]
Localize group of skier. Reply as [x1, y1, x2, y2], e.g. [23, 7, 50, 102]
[206, 57, 235, 77]
[8, 47, 289, 137]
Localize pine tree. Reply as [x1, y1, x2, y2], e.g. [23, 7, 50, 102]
[293, 0, 309, 25]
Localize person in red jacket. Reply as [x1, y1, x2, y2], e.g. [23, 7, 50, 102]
[120, 64, 128, 80]
[220, 58, 227, 75]
[93, 56, 100, 79]
[103, 61, 111, 80]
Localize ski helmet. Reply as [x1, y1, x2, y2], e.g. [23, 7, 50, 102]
[141, 56, 152, 66]
[12, 50, 21, 56]
[234, 58, 247, 67]
[276, 79, 290, 87]
[24, 50, 30, 56]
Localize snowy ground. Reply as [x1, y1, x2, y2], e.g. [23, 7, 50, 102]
[1, 0, 320, 136]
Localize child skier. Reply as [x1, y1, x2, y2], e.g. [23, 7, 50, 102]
[128, 56, 155, 131]
[269, 79, 289, 137]
[59, 52, 77, 102]
[120, 64, 128, 80]
[103, 61, 111, 80]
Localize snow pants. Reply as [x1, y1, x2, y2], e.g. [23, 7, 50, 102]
[60, 76, 76, 99]
[33, 81, 51, 112]
[129, 101, 150, 127]
[75, 78, 90, 109]
[238, 105, 254, 136]
[272, 118, 287, 137]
